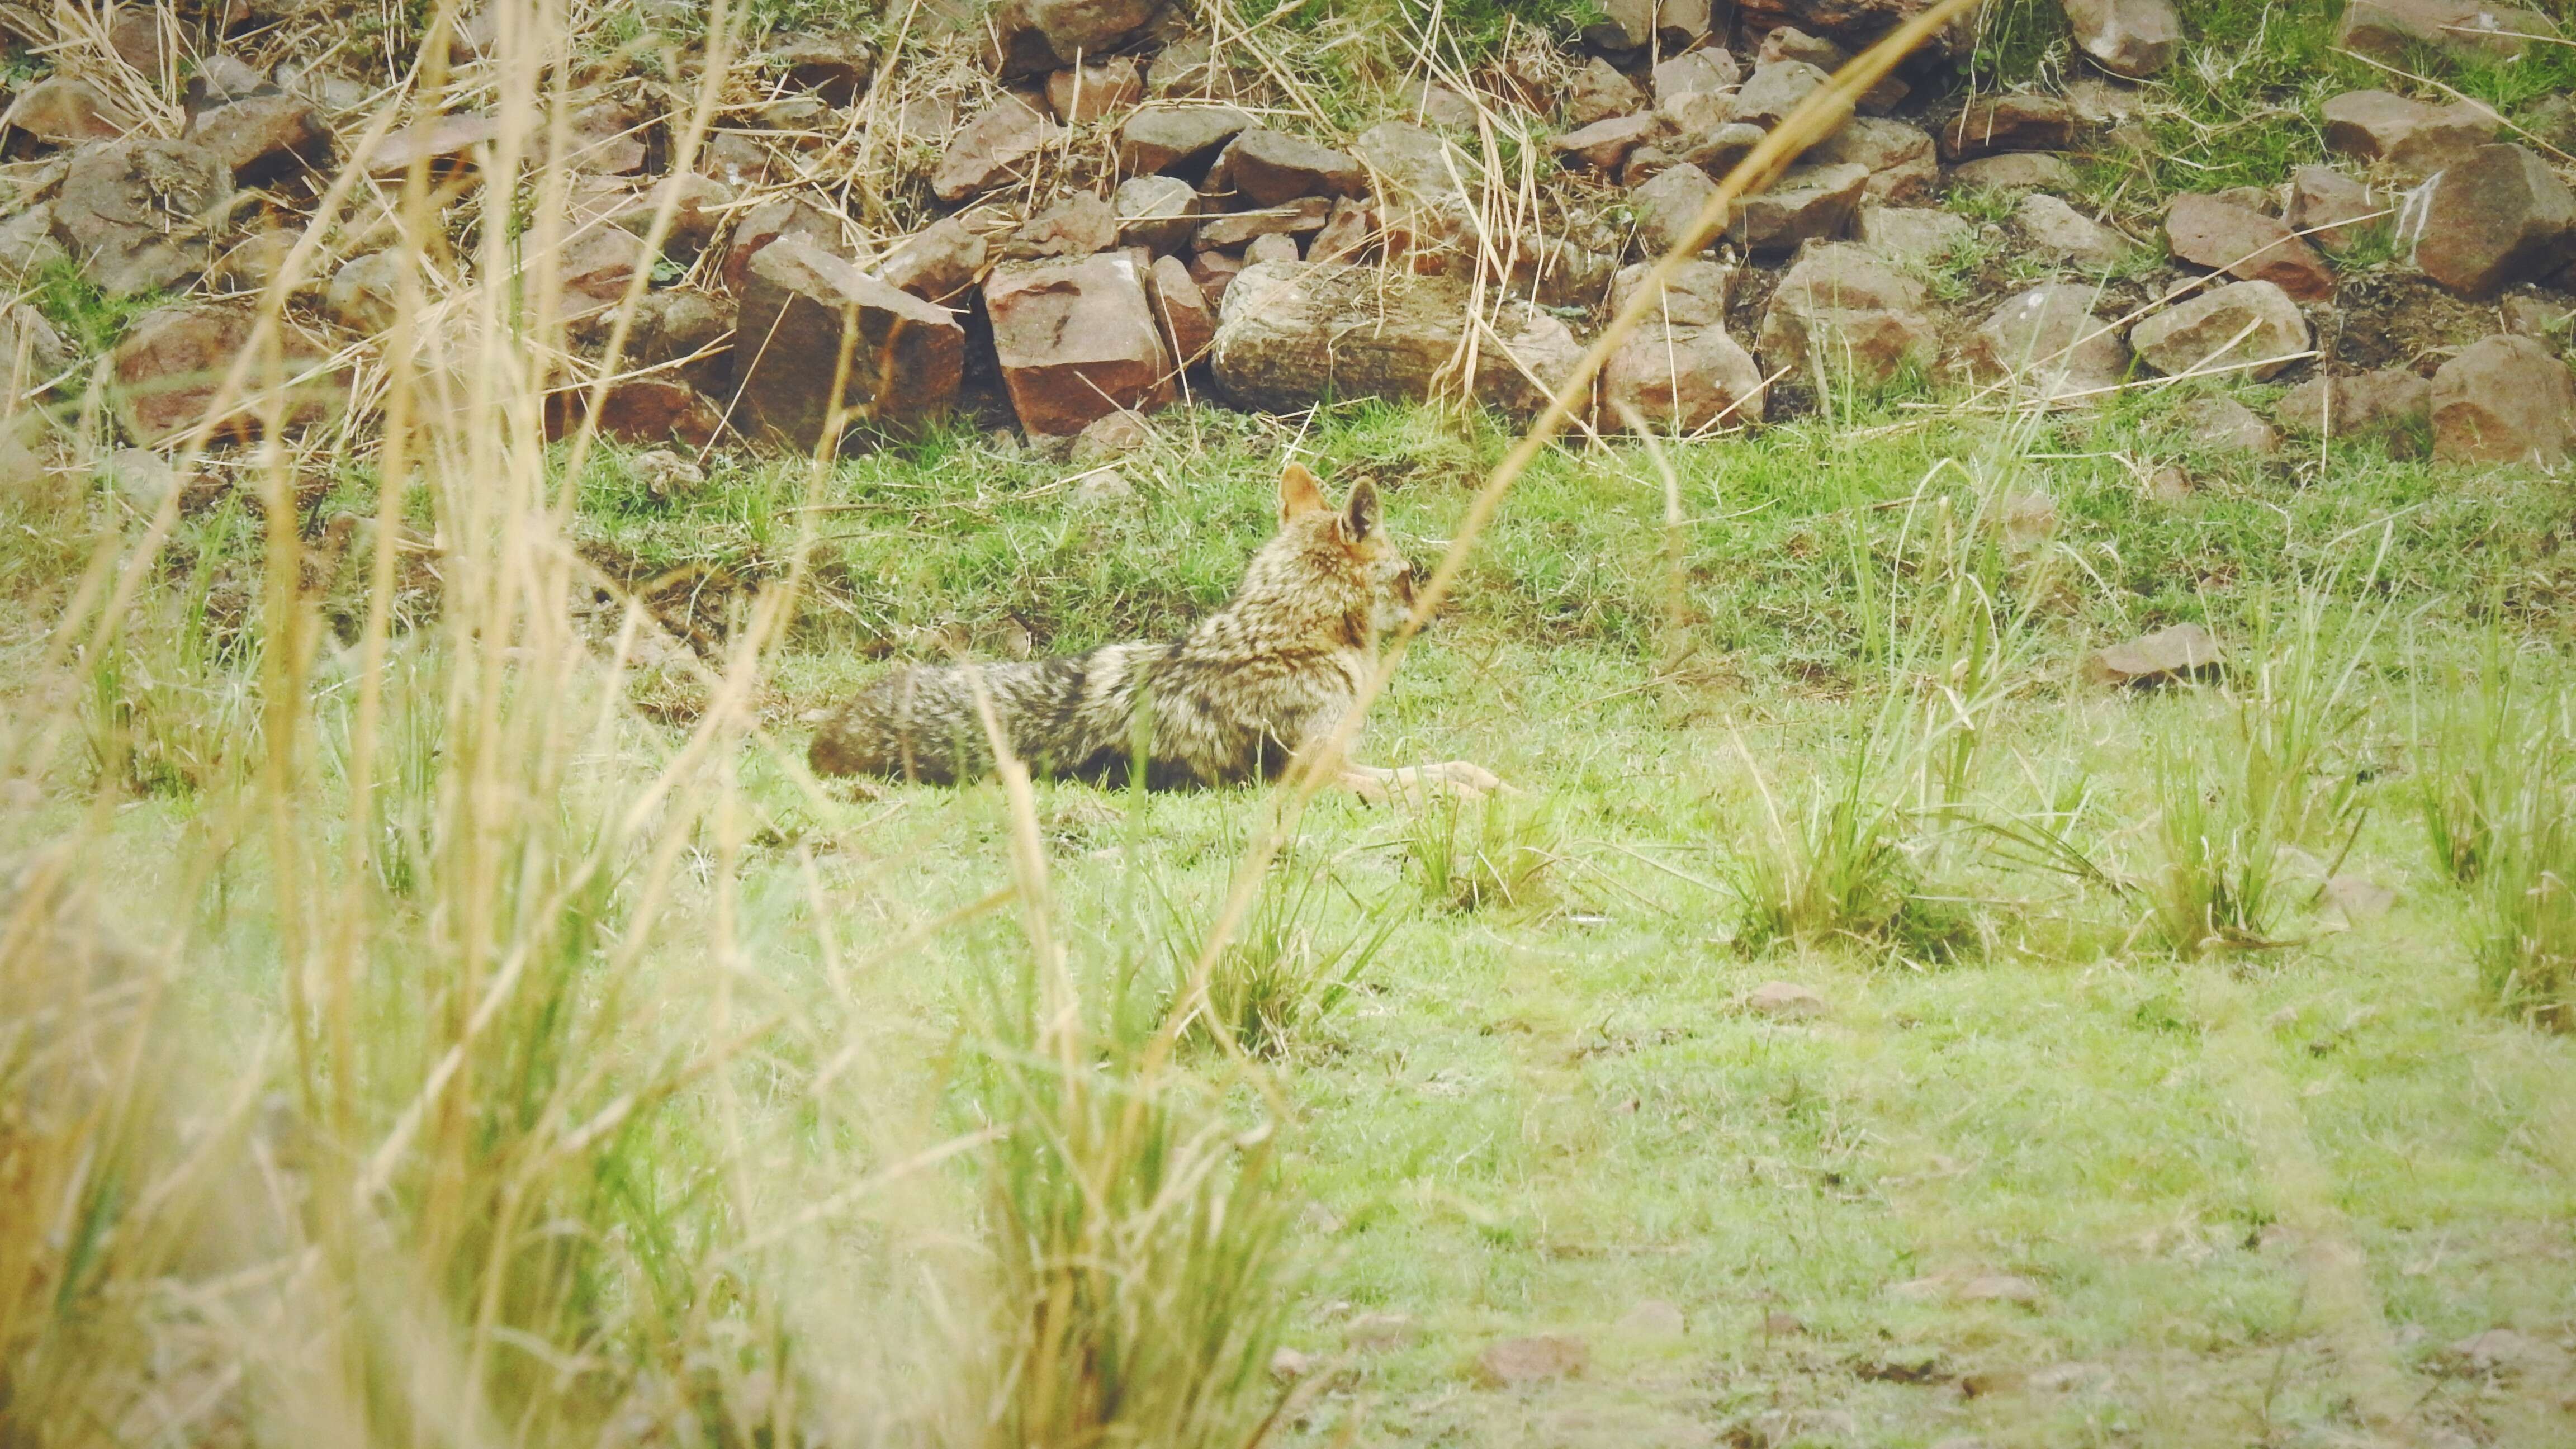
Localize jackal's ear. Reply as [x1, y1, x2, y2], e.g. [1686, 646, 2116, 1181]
[1341, 478, 1380, 542]
[1278, 462, 1327, 520]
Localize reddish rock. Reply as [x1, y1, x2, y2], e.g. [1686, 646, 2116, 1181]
[2412, 145, 2576, 300]
[1969, 282, 2130, 403]
[771, 34, 877, 105]
[1046, 56, 1142, 124]
[1567, 58, 1647, 126]
[1218, 128, 1367, 204]
[1550, 114, 1666, 174]
[2130, 280, 2310, 381]
[875, 218, 986, 305]
[1584, 0, 1713, 50]
[2431, 334, 2573, 465]
[108, 7, 168, 73]
[736, 235, 964, 445]
[1755, 241, 1936, 388]
[2166, 193, 2335, 301]
[1211, 260, 1579, 417]
[2019, 193, 2128, 267]
[2274, 367, 2430, 436]
[1807, 118, 1939, 205]
[559, 98, 650, 174]
[368, 112, 501, 174]
[110, 305, 341, 446]
[2286, 166, 2386, 253]
[1006, 191, 1117, 260]
[722, 195, 843, 293]
[1194, 195, 1330, 250]
[1244, 231, 1299, 266]
[1733, 60, 1829, 130]
[1310, 198, 1374, 263]
[1678, 122, 1767, 180]
[986, 253, 1173, 435]
[1759, 25, 1845, 66]
[1117, 106, 1251, 175]
[4, 76, 133, 145]
[1632, 163, 1722, 257]
[1145, 253, 1214, 364]
[1730, 163, 1869, 253]
[185, 94, 332, 184]
[2319, 91, 2494, 180]
[1652, 48, 1737, 102]
[2338, 0, 2561, 63]
[551, 378, 727, 448]
[1187, 248, 1243, 306]
[1114, 175, 1201, 249]
[1937, 94, 2077, 160]
[51, 138, 232, 297]
[2176, 394, 2279, 456]
[1602, 261, 1766, 432]
[2063, 0, 2180, 78]
[932, 95, 1062, 204]
[1855, 203, 1972, 262]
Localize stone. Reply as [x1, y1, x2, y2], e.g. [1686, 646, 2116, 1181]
[4, 77, 133, 145]
[2063, 0, 2180, 78]
[933, 95, 1062, 203]
[1938, 94, 2077, 161]
[2019, 193, 2129, 267]
[600, 288, 735, 394]
[2130, 281, 2310, 382]
[1512, 236, 1618, 309]
[1618, 1300, 1687, 1339]
[771, 34, 876, 105]
[1970, 283, 2132, 403]
[1632, 163, 1722, 257]
[1045, 56, 1142, 124]
[1756, 241, 1937, 388]
[561, 379, 726, 449]
[369, 112, 501, 174]
[1553, 115, 1667, 174]
[1759, 25, 1846, 67]
[1113, 175, 1201, 250]
[108, 7, 168, 72]
[1656, 89, 1737, 148]
[1219, 129, 1368, 205]
[608, 172, 732, 262]
[1583, 0, 1712, 51]
[0, 302, 69, 381]
[1187, 248, 1243, 306]
[1948, 151, 2079, 191]
[1068, 407, 1152, 463]
[875, 218, 987, 306]
[1006, 191, 1117, 261]
[2084, 623, 2221, 686]
[1734, 60, 1830, 131]
[1024, 0, 1157, 59]
[1677, 122, 1767, 181]
[1400, 78, 1480, 129]
[2175, 394, 2279, 456]
[2274, 367, 2430, 436]
[2147, 465, 2194, 501]
[2503, 296, 2574, 341]
[700, 129, 779, 190]
[2411, 145, 2576, 300]
[184, 94, 332, 184]
[1601, 261, 1766, 432]
[987, 253, 1173, 436]
[722, 196, 842, 293]
[1354, 121, 1477, 266]
[1653, 49, 1738, 103]
[2286, 166, 2386, 254]
[2166, 194, 2335, 301]
[185, 55, 273, 121]
[110, 305, 340, 446]
[1748, 981, 1828, 1017]
[1808, 118, 1938, 205]
[1194, 196, 1330, 250]
[1310, 198, 1373, 263]
[1568, 59, 1648, 127]
[736, 235, 964, 445]
[2210, 184, 2279, 216]
[1118, 106, 1251, 176]
[1243, 231, 1298, 266]
[2431, 334, 2573, 465]
[1729, 162, 1868, 253]
[100, 448, 177, 510]
[1211, 260, 1580, 418]
[1145, 253, 1215, 364]
[1144, 36, 1250, 102]
[0, 204, 67, 281]
[325, 251, 403, 333]
[548, 226, 651, 314]
[2319, 91, 2495, 181]
[51, 138, 233, 297]
[1472, 1334, 1588, 1388]
[1855, 203, 1971, 262]
[2337, 0, 2562, 64]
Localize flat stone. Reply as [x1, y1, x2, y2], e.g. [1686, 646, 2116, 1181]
[2338, 0, 2562, 63]
[1211, 260, 1579, 419]
[2175, 394, 2279, 455]
[2411, 144, 2576, 300]
[1969, 282, 2131, 403]
[1734, 60, 1830, 130]
[1756, 241, 1937, 388]
[2430, 333, 2573, 465]
[110, 304, 341, 446]
[2084, 623, 2220, 686]
[736, 235, 964, 445]
[2130, 280, 2310, 381]
[2286, 165, 2386, 254]
[1948, 151, 2079, 192]
[987, 252, 1173, 436]
[1005, 191, 1117, 260]
[2020, 192, 2128, 267]
[1147, 253, 1215, 363]
[722, 195, 842, 293]
[2064, 0, 2180, 77]
[932, 95, 1062, 203]
[1568, 58, 1649, 126]
[1193, 195, 1330, 250]
[2166, 193, 2335, 301]
[2319, 91, 2495, 181]
[1729, 162, 1869, 254]
[1117, 105, 1251, 175]
[4, 77, 133, 145]
[1938, 93, 2077, 160]
[1603, 262, 1765, 432]
[1046, 55, 1142, 124]
[1855, 203, 1972, 262]
[1218, 127, 1366, 203]
[1554, 113, 1668, 174]
[1472, 1334, 1588, 1388]
[2274, 366, 2430, 435]
[51, 138, 233, 297]
[1808, 117, 1938, 205]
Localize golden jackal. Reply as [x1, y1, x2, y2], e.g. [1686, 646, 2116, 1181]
[808, 462, 1500, 801]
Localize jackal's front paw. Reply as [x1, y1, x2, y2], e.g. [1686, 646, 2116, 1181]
[1339, 760, 1511, 806]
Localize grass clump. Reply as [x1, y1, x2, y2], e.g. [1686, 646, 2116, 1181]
[1725, 726, 1922, 952]
[2472, 738, 2576, 1031]
[1153, 851, 1394, 1059]
[1405, 791, 1560, 915]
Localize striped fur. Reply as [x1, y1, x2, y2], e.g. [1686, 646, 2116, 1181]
[810, 463, 1419, 789]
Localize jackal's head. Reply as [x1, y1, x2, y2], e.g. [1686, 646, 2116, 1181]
[1251, 462, 1419, 644]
